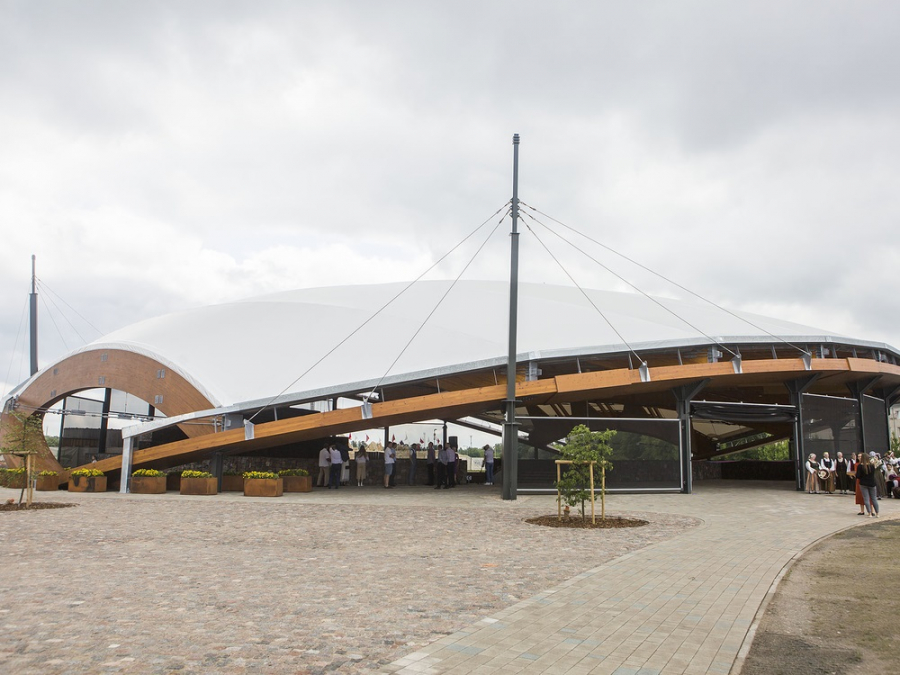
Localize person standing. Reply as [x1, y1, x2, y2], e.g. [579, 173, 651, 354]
[805, 453, 819, 494]
[340, 443, 351, 486]
[856, 452, 880, 517]
[483, 444, 495, 486]
[383, 442, 396, 489]
[435, 443, 447, 489]
[355, 447, 368, 487]
[835, 451, 849, 494]
[448, 445, 458, 488]
[847, 452, 859, 493]
[408, 443, 418, 486]
[820, 452, 835, 494]
[426, 442, 436, 485]
[317, 444, 331, 488]
[329, 444, 342, 490]
[873, 453, 887, 499]
[388, 442, 398, 487]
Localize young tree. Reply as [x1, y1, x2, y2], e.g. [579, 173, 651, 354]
[556, 425, 615, 523]
[0, 412, 45, 507]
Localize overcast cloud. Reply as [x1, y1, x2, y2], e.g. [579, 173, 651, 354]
[2, 1, 900, 398]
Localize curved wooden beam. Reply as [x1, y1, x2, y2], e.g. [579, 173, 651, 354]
[85, 356, 900, 475]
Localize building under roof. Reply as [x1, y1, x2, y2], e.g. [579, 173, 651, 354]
[4, 280, 900, 493]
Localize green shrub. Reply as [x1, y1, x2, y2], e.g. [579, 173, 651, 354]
[181, 470, 213, 478]
[277, 468, 309, 477]
[71, 468, 105, 477]
[243, 471, 278, 480]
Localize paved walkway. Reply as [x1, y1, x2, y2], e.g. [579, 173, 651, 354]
[383, 481, 898, 675]
[1, 481, 894, 674]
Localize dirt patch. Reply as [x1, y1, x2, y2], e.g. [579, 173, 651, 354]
[742, 519, 900, 675]
[525, 514, 648, 529]
[0, 501, 77, 512]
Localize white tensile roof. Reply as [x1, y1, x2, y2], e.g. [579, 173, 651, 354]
[15, 281, 895, 412]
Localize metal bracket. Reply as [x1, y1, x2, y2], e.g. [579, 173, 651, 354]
[639, 362, 651, 383]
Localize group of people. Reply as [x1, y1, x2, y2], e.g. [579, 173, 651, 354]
[804, 450, 900, 517]
[316, 441, 497, 490]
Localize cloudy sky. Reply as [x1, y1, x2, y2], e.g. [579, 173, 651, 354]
[3, 1, 900, 401]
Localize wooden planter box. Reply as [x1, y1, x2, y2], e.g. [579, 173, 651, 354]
[131, 475, 167, 494]
[180, 477, 217, 495]
[5, 473, 27, 489]
[222, 475, 244, 491]
[282, 475, 312, 493]
[244, 478, 283, 497]
[68, 475, 108, 492]
[35, 475, 61, 491]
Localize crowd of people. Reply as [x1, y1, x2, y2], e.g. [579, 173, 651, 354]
[804, 450, 900, 517]
[315, 441, 497, 490]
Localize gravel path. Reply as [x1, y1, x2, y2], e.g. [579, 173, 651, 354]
[0, 487, 697, 674]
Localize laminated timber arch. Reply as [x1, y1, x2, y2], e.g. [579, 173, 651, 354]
[83, 355, 900, 476]
[1, 348, 215, 474]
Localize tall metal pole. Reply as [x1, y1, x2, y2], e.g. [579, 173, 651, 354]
[29, 254, 38, 376]
[502, 134, 520, 500]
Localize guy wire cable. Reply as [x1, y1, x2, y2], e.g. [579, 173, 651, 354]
[521, 210, 738, 358]
[247, 202, 511, 423]
[363, 209, 508, 404]
[37, 279, 92, 343]
[4, 295, 29, 392]
[523, 220, 646, 368]
[520, 202, 812, 357]
[36, 278, 105, 337]
[39, 293, 71, 352]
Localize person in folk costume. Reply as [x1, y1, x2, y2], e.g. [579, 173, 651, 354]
[835, 451, 850, 494]
[852, 453, 866, 514]
[847, 452, 859, 492]
[819, 452, 836, 493]
[805, 453, 819, 494]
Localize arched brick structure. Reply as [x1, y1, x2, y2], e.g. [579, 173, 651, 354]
[2, 348, 215, 476]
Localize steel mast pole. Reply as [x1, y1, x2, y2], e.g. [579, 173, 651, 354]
[502, 134, 520, 500]
[29, 254, 38, 376]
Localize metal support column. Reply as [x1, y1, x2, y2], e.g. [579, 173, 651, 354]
[29, 255, 38, 376]
[785, 374, 822, 491]
[671, 379, 709, 494]
[97, 388, 111, 456]
[502, 133, 521, 501]
[210, 451, 224, 491]
[119, 436, 133, 494]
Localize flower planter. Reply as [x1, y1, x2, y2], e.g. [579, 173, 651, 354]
[281, 475, 312, 493]
[35, 475, 61, 491]
[68, 475, 108, 492]
[180, 477, 217, 495]
[222, 475, 244, 491]
[244, 477, 283, 497]
[131, 475, 167, 494]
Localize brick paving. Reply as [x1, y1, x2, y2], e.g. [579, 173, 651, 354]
[0, 485, 695, 674]
[3, 482, 893, 675]
[384, 482, 899, 675]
